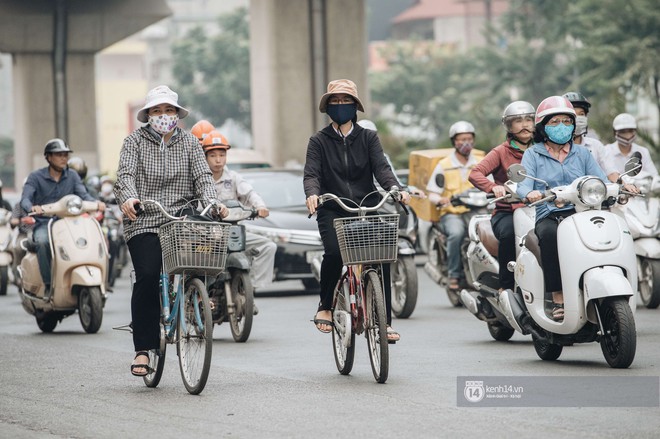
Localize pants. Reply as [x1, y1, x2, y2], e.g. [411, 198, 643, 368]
[33, 225, 51, 287]
[439, 213, 467, 280]
[491, 211, 516, 290]
[535, 209, 575, 293]
[245, 231, 276, 289]
[127, 233, 162, 351]
[317, 209, 393, 325]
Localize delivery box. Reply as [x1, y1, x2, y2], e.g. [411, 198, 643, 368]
[408, 148, 484, 222]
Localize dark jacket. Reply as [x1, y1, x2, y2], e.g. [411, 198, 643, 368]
[303, 124, 399, 210]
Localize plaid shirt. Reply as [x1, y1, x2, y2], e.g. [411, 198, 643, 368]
[114, 126, 218, 242]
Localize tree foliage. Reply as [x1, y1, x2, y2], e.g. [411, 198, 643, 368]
[171, 7, 251, 130]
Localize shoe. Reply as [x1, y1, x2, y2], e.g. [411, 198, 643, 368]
[387, 326, 400, 344]
[552, 303, 564, 322]
[311, 310, 333, 333]
[253, 303, 259, 316]
[130, 351, 154, 377]
[448, 278, 460, 291]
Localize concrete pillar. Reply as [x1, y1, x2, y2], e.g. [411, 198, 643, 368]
[250, 0, 367, 167]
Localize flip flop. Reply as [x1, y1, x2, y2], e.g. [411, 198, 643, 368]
[387, 327, 400, 344]
[311, 317, 334, 333]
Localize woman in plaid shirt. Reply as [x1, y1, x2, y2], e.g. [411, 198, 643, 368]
[114, 85, 227, 377]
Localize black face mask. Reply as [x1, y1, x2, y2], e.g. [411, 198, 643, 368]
[326, 103, 357, 125]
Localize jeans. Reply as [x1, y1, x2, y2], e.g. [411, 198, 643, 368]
[33, 225, 51, 287]
[439, 213, 467, 280]
[491, 212, 516, 290]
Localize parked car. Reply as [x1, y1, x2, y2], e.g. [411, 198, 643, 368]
[226, 149, 273, 171]
[239, 168, 323, 290]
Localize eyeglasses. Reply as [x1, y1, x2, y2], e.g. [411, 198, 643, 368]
[328, 97, 355, 105]
[546, 117, 573, 126]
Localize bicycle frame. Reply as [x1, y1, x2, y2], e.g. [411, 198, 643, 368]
[159, 272, 207, 343]
[338, 263, 387, 336]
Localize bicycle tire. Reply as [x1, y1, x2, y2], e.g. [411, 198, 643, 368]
[229, 270, 254, 343]
[332, 273, 355, 375]
[177, 277, 213, 395]
[143, 346, 166, 388]
[365, 270, 389, 383]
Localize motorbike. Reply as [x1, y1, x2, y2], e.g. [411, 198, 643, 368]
[612, 172, 660, 309]
[207, 200, 259, 342]
[0, 207, 12, 295]
[17, 195, 108, 333]
[495, 162, 641, 368]
[424, 180, 491, 306]
[101, 201, 129, 287]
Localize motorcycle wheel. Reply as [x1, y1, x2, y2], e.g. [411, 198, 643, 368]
[638, 258, 660, 309]
[229, 270, 254, 343]
[599, 298, 636, 369]
[36, 313, 58, 333]
[78, 286, 103, 334]
[532, 334, 562, 361]
[487, 322, 515, 341]
[391, 256, 418, 319]
[0, 265, 8, 296]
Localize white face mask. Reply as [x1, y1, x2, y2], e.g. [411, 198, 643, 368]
[148, 114, 179, 135]
[615, 132, 636, 147]
[574, 115, 588, 136]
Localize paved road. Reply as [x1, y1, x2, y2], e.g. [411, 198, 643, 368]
[1, 262, 659, 438]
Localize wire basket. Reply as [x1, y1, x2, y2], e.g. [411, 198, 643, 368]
[158, 220, 230, 275]
[334, 214, 399, 265]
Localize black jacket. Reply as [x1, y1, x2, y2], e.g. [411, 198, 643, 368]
[303, 124, 399, 210]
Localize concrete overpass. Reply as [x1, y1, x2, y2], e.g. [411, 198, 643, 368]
[0, 0, 367, 186]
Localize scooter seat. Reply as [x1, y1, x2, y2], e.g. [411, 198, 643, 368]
[476, 220, 499, 258]
[523, 230, 543, 267]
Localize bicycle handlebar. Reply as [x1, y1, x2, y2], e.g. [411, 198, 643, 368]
[135, 199, 220, 221]
[318, 189, 402, 215]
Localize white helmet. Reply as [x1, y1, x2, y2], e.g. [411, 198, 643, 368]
[357, 119, 377, 131]
[612, 113, 637, 131]
[501, 101, 535, 132]
[449, 121, 475, 139]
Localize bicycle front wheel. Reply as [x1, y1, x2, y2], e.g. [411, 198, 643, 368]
[177, 277, 213, 395]
[332, 274, 355, 375]
[365, 270, 389, 383]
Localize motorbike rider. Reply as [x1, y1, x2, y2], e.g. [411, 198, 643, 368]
[0, 179, 11, 211]
[469, 101, 535, 292]
[426, 121, 483, 293]
[562, 92, 611, 174]
[20, 139, 105, 296]
[191, 119, 216, 143]
[603, 113, 658, 182]
[201, 129, 277, 304]
[516, 96, 638, 321]
[304, 79, 410, 341]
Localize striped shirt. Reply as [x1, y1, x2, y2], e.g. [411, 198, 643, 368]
[114, 126, 218, 242]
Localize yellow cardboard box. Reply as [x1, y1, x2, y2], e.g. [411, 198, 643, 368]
[408, 148, 484, 222]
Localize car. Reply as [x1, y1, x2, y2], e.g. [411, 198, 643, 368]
[238, 168, 323, 290]
[226, 149, 273, 171]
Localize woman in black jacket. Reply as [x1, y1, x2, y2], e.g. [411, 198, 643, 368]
[304, 79, 410, 342]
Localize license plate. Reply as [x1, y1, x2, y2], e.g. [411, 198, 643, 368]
[306, 250, 324, 264]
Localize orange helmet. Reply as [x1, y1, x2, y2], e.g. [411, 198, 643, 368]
[191, 120, 215, 141]
[202, 130, 231, 152]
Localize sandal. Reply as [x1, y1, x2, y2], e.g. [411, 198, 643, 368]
[448, 278, 460, 291]
[387, 326, 400, 344]
[552, 303, 564, 322]
[311, 310, 333, 333]
[130, 351, 154, 377]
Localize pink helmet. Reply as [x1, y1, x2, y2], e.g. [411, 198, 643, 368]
[534, 96, 576, 125]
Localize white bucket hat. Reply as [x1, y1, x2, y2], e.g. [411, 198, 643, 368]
[137, 85, 189, 123]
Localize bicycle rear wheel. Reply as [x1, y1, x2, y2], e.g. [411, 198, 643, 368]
[143, 346, 166, 388]
[332, 273, 355, 375]
[177, 277, 213, 395]
[365, 270, 389, 383]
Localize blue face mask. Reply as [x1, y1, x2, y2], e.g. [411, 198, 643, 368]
[545, 123, 574, 144]
[327, 103, 357, 125]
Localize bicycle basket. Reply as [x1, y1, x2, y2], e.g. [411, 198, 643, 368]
[158, 220, 230, 275]
[334, 214, 399, 265]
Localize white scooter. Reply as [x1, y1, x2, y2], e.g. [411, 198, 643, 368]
[499, 161, 640, 368]
[18, 195, 108, 333]
[0, 207, 13, 295]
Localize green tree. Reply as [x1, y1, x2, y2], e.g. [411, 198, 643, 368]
[171, 7, 251, 130]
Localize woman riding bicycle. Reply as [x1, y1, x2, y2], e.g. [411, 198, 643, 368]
[114, 85, 228, 377]
[303, 79, 410, 342]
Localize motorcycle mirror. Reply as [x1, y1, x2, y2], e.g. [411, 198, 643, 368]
[622, 153, 642, 178]
[506, 164, 527, 183]
[435, 174, 445, 189]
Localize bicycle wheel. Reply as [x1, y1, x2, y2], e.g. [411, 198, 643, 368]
[177, 277, 213, 395]
[229, 270, 254, 343]
[332, 274, 355, 375]
[143, 346, 166, 388]
[365, 270, 389, 383]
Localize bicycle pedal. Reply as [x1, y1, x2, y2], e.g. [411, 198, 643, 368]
[112, 323, 133, 333]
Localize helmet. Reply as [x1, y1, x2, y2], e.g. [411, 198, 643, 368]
[44, 138, 73, 155]
[501, 101, 535, 131]
[202, 130, 231, 152]
[449, 121, 475, 139]
[612, 113, 637, 131]
[562, 92, 591, 113]
[191, 120, 215, 141]
[357, 119, 377, 131]
[67, 156, 88, 179]
[534, 96, 576, 125]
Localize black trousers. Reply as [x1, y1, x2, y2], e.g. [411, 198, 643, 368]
[491, 211, 516, 290]
[316, 208, 393, 325]
[127, 233, 162, 351]
[535, 209, 576, 293]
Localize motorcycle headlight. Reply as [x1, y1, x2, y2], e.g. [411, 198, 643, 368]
[577, 177, 607, 207]
[66, 196, 83, 215]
